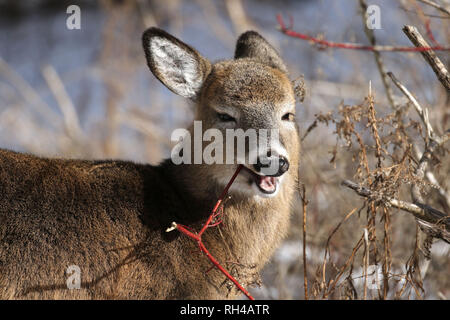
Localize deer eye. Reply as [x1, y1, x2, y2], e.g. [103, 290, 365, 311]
[282, 112, 295, 122]
[217, 112, 236, 122]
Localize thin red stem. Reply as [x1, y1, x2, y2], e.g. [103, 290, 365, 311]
[199, 241, 255, 300]
[424, 19, 440, 47]
[198, 165, 243, 236]
[277, 14, 450, 52]
[173, 165, 255, 300]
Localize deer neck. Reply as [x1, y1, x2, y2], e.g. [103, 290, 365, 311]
[160, 159, 294, 266]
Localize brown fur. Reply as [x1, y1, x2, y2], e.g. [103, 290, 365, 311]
[0, 28, 300, 299]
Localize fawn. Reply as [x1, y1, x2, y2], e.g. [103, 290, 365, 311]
[0, 28, 300, 299]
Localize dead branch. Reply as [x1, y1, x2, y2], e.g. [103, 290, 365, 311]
[359, 0, 398, 110]
[387, 72, 435, 139]
[388, 71, 450, 211]
[42, 65, 85, 142]
[225, 0, 254, 35]
[411, 130, 450, 204]
[300, 184, 309, 300]
[402, 25, 450, 90]
[136, 0, 157, 28]
[414, 145, 450, 210]
[416, 0, 450, 17]
[194, 0, 235, 49]
[0, 57, 60, 126]
[341, 180, 450, 243]
[400, 7, 450, 19]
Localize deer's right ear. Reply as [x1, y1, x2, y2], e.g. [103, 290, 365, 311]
[235, 31, 288, 74]
[142, 28, 211, 100]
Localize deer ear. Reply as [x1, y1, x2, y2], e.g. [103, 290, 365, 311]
[142, 28, 211, 100]
[234, 31, 288, 74]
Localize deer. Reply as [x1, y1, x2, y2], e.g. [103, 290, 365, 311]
[0, 28, 300, 299]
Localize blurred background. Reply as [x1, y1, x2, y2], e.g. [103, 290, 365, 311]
[0, 0, 448, 299]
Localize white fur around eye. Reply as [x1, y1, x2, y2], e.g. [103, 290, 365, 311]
[150, 37, 203, 98]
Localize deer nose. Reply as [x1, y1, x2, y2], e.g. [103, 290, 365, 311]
[253, 154, 290, 177]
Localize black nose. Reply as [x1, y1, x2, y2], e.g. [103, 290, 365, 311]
[254, 155, 290, 177]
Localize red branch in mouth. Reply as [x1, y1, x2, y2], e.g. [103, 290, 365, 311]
[166, 164, 255, 300]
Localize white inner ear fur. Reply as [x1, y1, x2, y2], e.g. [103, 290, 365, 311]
[150, 37, 203, 98]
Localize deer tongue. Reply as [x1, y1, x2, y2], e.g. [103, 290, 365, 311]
[257, 175, 277, 193]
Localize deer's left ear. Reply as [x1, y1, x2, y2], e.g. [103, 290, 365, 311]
[142, 28, 211, 100]
[234, 31, 288, 74]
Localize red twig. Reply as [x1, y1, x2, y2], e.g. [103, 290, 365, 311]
[276, 14, 450, 52]
[424, 19, 440, 47]
[167, 164, 255, 300]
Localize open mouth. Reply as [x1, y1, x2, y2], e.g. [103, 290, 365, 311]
[241, 166, 279, 195]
